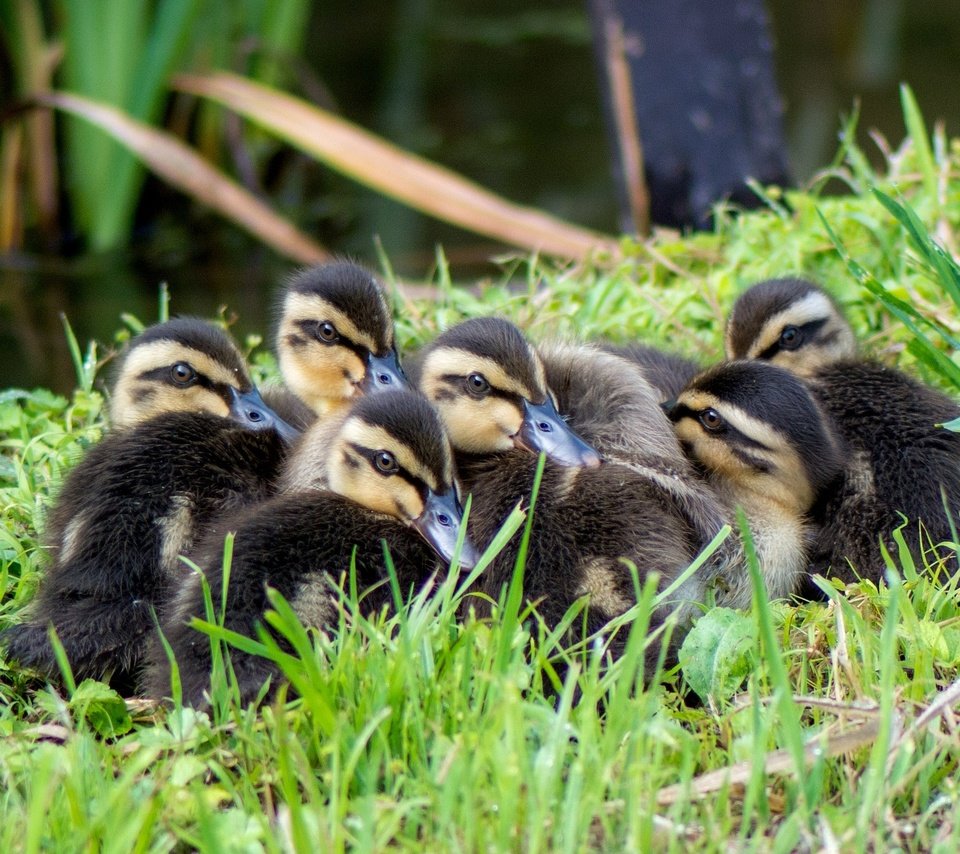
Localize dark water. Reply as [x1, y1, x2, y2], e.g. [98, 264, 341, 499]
[2, 0, 959, 393]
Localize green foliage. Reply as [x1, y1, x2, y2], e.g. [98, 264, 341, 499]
[680, 607, 757, 704]
[57, 0, 202, 250]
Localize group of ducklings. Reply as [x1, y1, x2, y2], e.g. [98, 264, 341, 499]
[5, 264, 959, 707]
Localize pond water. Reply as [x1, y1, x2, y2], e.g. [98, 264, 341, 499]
[2, 0, 959, 393]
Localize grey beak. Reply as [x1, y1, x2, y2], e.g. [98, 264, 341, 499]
[513, 398, 602, 468]
[228, 386, 302, 446]
[363, 347, 411, 393]
[411, 486, 480, 571]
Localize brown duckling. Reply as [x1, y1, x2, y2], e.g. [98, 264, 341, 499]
[266, 261, 411, 427]
[2, 318, 298, 690]
[416, 318, 732, 666]
[147, 389, 477, 708]
[665, 360, 844, 605]
[725, 277, 960, 582]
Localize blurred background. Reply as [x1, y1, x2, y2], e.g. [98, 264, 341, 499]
[2, 0, 959, 392]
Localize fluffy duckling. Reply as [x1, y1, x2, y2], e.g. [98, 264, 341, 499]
[147, 390, 477, 707]
[665, 360, 844, 604]
[2, 318, 298, 689]
[268, 261, 410, 426]
[414, 317, 602, 468]
[724, 277, 856, 376]
[416, 319, 732, 665]
[726, 278, 960, 581]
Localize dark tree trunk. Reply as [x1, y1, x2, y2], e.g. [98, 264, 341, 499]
[588, 0, 791, 231]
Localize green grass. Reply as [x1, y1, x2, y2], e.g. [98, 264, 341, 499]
[3, 120, 960, 850]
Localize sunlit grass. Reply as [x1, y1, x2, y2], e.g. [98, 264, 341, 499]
[2, 119, 960, 849]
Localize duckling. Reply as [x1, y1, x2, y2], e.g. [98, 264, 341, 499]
[725, 277, 960, 581]
[416, 318, 733, 666]
[724, 277, 856, 376]
[416, 321, 728, 553]
[146, 389, 477, 707]
[664, 360, 844, 605]
[266, 261, 411, 427]
[2, 318, 298, 689]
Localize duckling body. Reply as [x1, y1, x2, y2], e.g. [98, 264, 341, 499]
[665, 360, 845, 604]
[271, 261, 410, 425]
[538, 341, 732, 550]
[460, 451, 715, 663]
[147, 390, 474, 707]
[726, 278, 960, 581]
[416, 319, 732, 664]
[2, 319, 295, 688]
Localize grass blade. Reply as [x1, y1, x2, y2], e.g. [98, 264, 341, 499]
[900, 84, 938, 206]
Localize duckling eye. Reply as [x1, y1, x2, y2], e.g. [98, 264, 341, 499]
[170, 362, 197, 385]
[316, 321, 339, 343]
[779, 325, 802, 350]
[465, 373, 490, 396]
[374, 450, 399, 474]
[699, 408, 724, 431]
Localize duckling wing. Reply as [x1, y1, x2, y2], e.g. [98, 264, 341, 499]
[811, 361, 960, 580]
[148, 493, 438, 707]
[4, 414, 286, 688]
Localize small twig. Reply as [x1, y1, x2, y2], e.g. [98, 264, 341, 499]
[655, 717, 881, 806]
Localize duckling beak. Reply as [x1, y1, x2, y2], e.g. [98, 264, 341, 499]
[412, 486, 480, 571]
[227, 386, 302, 446]
[661, 399, 677, 418]
[514, 398, 603, 468]
[362, 347, 411, 393]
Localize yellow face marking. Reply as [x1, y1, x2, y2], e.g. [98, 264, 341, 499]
[673, 392, 814, 512]
[279, 345, 365, 415]
[326, 435, 426, 523]
[110, 340, 243, 427]
[278, 293, 389, 413]
[342, 419, 444, 492]
[281, 292, 384, 354]
[420, 347, 544, 402]
[431, 394, 522, 454]
[124, 340, 242, 388]
[730, 291, 855, 376]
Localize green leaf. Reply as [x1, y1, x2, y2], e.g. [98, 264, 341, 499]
[69, 679, 133, 736]
[679, 607, 757, 703]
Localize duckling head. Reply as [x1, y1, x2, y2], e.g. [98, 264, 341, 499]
[110, 318, 298, 442]
[320, 389, 479, 569]
[725, 278, 856, 376]
[416, 317, 602, 467]
[277, 262, 410, 416]
[664, 360, 842, 514]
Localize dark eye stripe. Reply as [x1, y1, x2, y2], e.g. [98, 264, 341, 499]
[295, 318, 372, 359]
[669, 402, 770, 452]
[757, 318, 828, 360]
[347, 442, 429, 494]
[730, 445, 772, 473]
[439, 374, 517, 403]
[138, 364, 250, 411]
